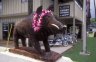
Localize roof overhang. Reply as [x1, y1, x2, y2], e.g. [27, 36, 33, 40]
[58, 0, 83, 7]
[57, 17, 82, 25]
[76, 0, 83, 7]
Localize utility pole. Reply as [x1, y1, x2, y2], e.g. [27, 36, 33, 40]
[80, 0, 90, 55]
[73, 0, 76, 42]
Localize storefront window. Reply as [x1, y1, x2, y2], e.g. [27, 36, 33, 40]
[21, 0, 28, 3]
[2, 23, 14, 40]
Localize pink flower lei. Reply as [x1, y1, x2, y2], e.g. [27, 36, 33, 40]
[32, 10, 53, 32]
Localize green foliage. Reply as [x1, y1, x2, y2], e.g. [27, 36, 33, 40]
[90, 18, 96, 22]
[63, 37, 96, 62]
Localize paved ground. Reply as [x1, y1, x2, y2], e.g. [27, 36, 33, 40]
[51, 45, 72, 54]
[0, 51, 73, 62]
[41, 45, 72, 54]
[0, 40, 72, 54]
[0, 40, 73, 62]
[0, 51, 43, 62]
[0, 46, 73, 62]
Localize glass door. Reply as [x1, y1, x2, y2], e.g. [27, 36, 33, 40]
[2, 23, 14, 40]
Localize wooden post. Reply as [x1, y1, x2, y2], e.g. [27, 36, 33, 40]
[28, 0, 33, 15]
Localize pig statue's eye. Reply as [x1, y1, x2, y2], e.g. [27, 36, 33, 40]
[46, 15, 50, 17]
[47, 15, 52, 19]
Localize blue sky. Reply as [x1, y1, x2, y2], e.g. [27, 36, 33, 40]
[90, 0, 95, 18]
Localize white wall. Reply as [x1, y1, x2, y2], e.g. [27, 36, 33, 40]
[1, 0, 28, 16]
[54, 0, 83, 21]
[75, 1, 83, 21]
[0, 16, 27, 40]
[43, 0, 53, 9]
[33, 0, 53, 11]
[54, 1, 74, 18]
[0, 0, 29, 40]
[33, 0, 41, 12]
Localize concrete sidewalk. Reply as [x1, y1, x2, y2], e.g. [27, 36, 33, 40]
[50, 45, 72, 54]
[0, 51, 73, 62]
[40, 45, 72, 54]
[0, 45, 72, 54]
[0, 44, 73, 62]
[0, 46, 73, 62]
[0, 41, 72, 54]
[0, 51, 43, 62]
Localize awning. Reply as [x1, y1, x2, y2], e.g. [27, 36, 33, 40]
[58, 0, 83, 7]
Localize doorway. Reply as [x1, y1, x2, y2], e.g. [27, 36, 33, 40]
[2, 23, 14, 40]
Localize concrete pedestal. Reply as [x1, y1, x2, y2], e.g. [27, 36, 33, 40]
[9, 47, 61, 62]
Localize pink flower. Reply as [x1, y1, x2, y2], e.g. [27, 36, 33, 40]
[32, 9, 53, 32]
[34, 27, 40, 31]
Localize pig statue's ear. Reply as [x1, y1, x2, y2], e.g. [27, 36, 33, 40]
[36, 6, 42, 15]
[47, 5, 54, 11]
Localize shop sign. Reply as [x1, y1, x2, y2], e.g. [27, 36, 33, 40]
[59, 5, 70, 17]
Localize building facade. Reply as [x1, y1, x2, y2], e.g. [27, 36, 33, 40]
[54, 0, 83, 38]
[0, 0, 83, 40]
[0, 0, 29, 40]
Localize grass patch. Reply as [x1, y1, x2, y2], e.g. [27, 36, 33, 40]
[62, 37, 96, 62]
